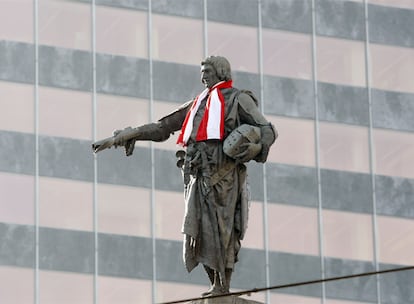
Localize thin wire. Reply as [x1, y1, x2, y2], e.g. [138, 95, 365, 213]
[157, 265, 414, 304]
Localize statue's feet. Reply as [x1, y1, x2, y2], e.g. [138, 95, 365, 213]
[201, 285, 227, 297]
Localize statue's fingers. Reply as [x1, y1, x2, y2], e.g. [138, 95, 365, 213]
[234, 149, 247, 159]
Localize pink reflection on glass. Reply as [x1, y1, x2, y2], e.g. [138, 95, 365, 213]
[323, 210, 373, 261]
[0, 266, 34, 303]
[39, 271, 93, 304]
[267, 116, 315, 167]
[319, 122, 370, 173]
[268, 204, 319, 256]
[208, 22, 258, 73]
[155, 190, 185, 241]
[0, 172, 34, 225]
[370, 43, 414, 94]
[0, 81, 34, 133]
[0, 0, 33, 42]
[39, 177, 93, 231]
[241, 201, 264, 250]
[39, 0, 91, 50]
[157, 282, 209, 303]
[98, 184, 151, 237]
[96, 6, 147, 58]
[99, 276, 151, 304]
[263, 29, 312, 80]
[374, 129, 414, 179]
[378, 216, 414, 265]
[39, 87, 92, 140]
[317, 37, 366, 87]
[152, 14, 203, 65]
[97, 94, 150, 149]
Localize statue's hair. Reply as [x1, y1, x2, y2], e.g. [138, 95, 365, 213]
[201, 56, 232, 81]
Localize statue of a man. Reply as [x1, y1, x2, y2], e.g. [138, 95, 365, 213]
[94, 56, 277, 296]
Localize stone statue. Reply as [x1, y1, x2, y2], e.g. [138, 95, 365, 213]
[92, 56, 277, 296]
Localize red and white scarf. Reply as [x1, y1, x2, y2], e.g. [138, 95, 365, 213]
[177, 80, 233, 146]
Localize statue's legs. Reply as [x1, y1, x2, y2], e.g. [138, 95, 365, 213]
[223, 268, 233, 293]
[202, 266, 223, 296]
[203, 265, 215, 285]
[202, 266, 233, 296]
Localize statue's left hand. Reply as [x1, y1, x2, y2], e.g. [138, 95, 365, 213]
[234, 142, 262, 163]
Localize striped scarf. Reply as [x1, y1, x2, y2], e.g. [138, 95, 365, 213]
[177, 80, 233, 146]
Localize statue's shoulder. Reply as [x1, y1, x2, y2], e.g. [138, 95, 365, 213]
[224, 87, 259, 107]
[237, 89, 259, 107]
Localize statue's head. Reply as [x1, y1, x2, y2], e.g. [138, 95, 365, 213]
[200, 56, 232, 88]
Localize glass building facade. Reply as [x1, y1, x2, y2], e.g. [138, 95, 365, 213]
[1, 0, 414, 303]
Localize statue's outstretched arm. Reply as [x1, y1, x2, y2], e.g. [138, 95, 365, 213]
[92, 100, 192, 156]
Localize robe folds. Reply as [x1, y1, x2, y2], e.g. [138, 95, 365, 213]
[149, 86, 276, 281]
[181, 140, 250, 276]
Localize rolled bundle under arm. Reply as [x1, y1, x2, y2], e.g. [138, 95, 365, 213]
[237, 92, 278, 163]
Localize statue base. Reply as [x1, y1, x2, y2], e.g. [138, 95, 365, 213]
[189, 295, 263, 304]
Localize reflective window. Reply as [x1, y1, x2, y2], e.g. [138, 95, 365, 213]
[0, 0, 33, 42]
[0, 172, 34, 225]
[369, 0, 414, 9]
[39, 87, 92, 140]
[263, 29, 312, 80]
[370, 43, 414, 94]
[323, 210, 373, 261]
[39, 177, 93, 231]
[96, 6, 147, 58]
[373, 128, 414, 179]
[267, 116, 315, 167]
[97, 94, 150, 149]
[0, 266, 34, 303]
[241, 201, 264, 250]
[98, 184, 151, 237]
[0, 81, 34, 133]
[319, 122, 370, 173]
[39, 0, 91, 50]
[152, 14, 203, 65]
[39, 271, 93, 304]
[317, 36, 366, 87]
[208, 21, 258, 73]
[268, 204, 319, 256]
[99, 276, 151, 304]
[378, 216, 414, 265]
[155, 190, 184, 241]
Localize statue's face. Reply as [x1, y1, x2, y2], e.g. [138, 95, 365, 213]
[201, 64, 220, 89]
